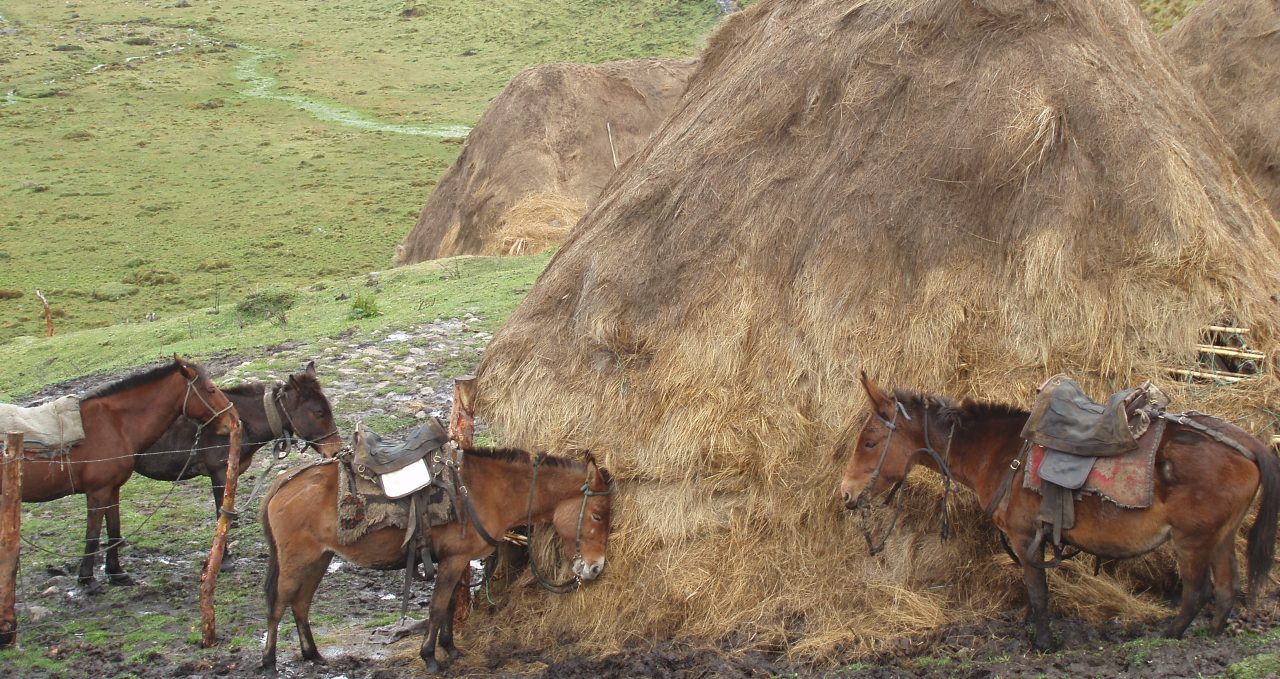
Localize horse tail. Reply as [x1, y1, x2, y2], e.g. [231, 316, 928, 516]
[1246, 444, 1280, 604]
[260, 472, 287, 612]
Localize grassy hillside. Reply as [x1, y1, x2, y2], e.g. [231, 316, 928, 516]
[0, 1, 720, 344]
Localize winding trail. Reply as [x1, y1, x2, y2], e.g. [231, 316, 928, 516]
[235, 45, 471, 138]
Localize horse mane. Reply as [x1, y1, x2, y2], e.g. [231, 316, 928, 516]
[82, 360, 183, 401]
[464, 446, 584, 469]
[892, 388, 1028, 431]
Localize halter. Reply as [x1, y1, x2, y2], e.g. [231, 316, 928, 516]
[181, 372, 236, 433]
[525, 454, 613, 593]
[857, 398, 956, 556]
[268, 383, 341, 458]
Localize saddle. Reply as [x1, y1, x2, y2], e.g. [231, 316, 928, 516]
[1019, 375, 1169, 553]
[339, 420, 458, 608]
[0, 395, 85, 454]
[353, 419, 448, 498]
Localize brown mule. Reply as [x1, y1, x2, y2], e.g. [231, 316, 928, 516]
[839, 372, 1280, 650]
[18, 355, 239, 589]
[259, 447, 613, 674]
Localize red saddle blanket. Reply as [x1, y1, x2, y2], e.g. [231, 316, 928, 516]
[1023, 435, 1159, 509]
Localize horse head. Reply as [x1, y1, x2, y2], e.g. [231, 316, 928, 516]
[552, 451, 613, 581]
[279, 360, 343, 456]
[839, 371, 930, 510]
[174, 354, 239, 435]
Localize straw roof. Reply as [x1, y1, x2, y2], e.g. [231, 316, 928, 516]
[394, 58, 695, 264]
[1163, 0, 1280, 219]
[470, 0, 1280, 659]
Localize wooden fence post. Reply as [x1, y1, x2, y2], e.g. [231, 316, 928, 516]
[198, 425, 242, 647]
[1, 432, 23, 648]
[448, 376, 476, 627]
[34, 289, 53, 337]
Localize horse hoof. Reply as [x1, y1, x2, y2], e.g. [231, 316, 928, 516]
[445, 646, 461, 661]
[423, 658, 440, 674]
[108, 573, 136, 586]
[219, 558, 237, 572]
[258, 661, 278, 675]
[80, 579, 103, 595]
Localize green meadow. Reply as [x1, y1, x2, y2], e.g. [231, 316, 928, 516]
[0, 0, 719, 349]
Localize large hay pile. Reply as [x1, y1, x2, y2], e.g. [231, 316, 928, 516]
[394, 58, 695, 264]
[470, 0, 1280, 659]
[1163, 0, 1280, 218]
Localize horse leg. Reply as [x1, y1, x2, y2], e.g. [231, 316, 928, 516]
[104, 487, 135, 585]
[77, 491, 111, 590]
[439, 566, 465, 661]
[292, 552, 333, 662]
[1018, 532, 1053, 651]
[421, 555, 468, 673]
[1166, 534, 1215, 638]
[1207, 533, 1241, 635]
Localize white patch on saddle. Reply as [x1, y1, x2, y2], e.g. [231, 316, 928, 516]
[378, 458, 433, 499]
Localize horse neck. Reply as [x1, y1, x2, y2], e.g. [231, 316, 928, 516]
[82, 369, 189, 453]
[226, 384, 273, 447]
[461, 455, 585, 527]
[926, 410, 1026, 506]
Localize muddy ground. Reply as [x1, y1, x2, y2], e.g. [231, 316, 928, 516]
[5, 335, 1280, 678]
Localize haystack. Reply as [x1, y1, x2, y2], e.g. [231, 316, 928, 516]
[1163, 0, 1280, 218]
[394, 58, 695, 263]
[470, 0, 1280, 660]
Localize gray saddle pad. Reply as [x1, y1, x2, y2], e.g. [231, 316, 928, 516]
[1038, 448, 1095, 490]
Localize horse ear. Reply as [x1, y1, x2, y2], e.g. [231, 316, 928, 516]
[174, 354, 196, 377]
[859, 370, 893, 414]
[304, 360, 317, 377]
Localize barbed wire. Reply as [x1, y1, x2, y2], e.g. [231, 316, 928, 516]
[0, 436, 335, 466]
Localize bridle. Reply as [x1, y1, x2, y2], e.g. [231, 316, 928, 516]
[855, 398, 956, 556]
[525, 454, 613, 593]
[268, 383, 341, 458]
[181, 371, 236, 432]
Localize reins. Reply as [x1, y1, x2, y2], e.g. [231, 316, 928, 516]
[858, 399, 956, 556]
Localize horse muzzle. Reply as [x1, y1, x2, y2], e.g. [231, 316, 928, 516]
[573, 556, 605, 581]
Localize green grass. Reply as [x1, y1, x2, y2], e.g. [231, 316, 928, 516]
[0, 252, 550, 400]
[0, 1, 720, 345]
[1224, 653, 1280, 679]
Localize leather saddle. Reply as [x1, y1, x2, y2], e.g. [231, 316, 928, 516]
[1021, 374, 1167, 461]
[355, 418, 449, 475]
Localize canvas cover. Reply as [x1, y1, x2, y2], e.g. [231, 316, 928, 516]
[0, 395, 85, 453]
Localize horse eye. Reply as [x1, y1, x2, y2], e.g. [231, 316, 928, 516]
[591, 512, 603, 523]
[863, 440, 877, 449]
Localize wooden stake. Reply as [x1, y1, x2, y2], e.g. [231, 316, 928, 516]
[606, 122, 619, 170]
[34, 289, 52, 337]
[1, 432, 23, 648]
[1194, 344, 1266, 361]
[199, 425, 242, 647]
[448, 376, 476, 627]
[448, 375, 476, 447]
[1170, 368, 1250, 384]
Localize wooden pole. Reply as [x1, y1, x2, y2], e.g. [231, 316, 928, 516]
[1, 432, 23, 648]
[198, 425, 242, 647]
[34, 289, 52, 337]
[448, 376, 476, 627]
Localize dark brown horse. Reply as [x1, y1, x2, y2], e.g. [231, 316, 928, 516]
[19, 356, 240, 589]
[134, 361, 342, 519]
[260, 447, 613, 674]
[840, 373, 1280, 649]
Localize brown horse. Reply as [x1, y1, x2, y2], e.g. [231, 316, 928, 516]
[135, 361, 342, 519]
[260, 446, 614, 674]
[839, 373, 1280, 650]
[19, 355, 240, 589]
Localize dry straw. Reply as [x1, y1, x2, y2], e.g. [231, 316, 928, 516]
[395, 58, 695, 264]
[467, 0, 1280, 662]
[1163, 0, 1280, 220]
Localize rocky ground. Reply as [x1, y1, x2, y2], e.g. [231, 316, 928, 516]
[6, 316, 1280, 678]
